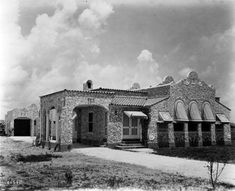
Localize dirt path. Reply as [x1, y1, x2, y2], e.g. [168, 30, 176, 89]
[73, 147, 235, 186]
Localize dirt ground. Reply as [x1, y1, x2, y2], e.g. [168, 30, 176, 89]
[0, 137, 234, 190]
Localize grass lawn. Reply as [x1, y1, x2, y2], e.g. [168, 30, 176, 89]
[154, 146, 235, 164]
[0, 137, 233, 190]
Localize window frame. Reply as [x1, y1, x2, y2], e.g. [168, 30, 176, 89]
[88, 112, 93, 132]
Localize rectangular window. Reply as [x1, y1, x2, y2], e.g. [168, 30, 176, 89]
[123, 114, 129, 127]
[88, 112, 93, 132]
[34, 120, 36, 126]
[131, 118, 138, 127]
[105, 112, 108, 127]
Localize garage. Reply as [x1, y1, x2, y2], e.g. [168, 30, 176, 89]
[14, 118, 31, 136]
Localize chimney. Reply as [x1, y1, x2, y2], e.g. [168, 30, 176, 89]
[215, 97, 220, 102]
[83, 80, 93, 91]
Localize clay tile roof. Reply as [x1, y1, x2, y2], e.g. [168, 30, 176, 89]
[144, 97, 169, 106]
[112, 96, 169, 107]
[111, 96, 147, 106]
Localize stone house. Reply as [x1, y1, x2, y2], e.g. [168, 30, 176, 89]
[39, 71, 231, 150]
[5, 104, 40, 136]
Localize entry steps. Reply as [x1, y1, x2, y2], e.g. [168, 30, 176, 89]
[115, 139, 146, 150]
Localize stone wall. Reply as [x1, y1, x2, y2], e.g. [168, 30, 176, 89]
[108, 105, 148, 146]
[146, 71, 231, 147]
[168, 78, 216, 119]
[40, 91, 65, 141]
[214, 101, 230, 119]
[141, 85, 171, 98]
[74, 106, 107, 145]
[147, 99, 169, 148]
[63, 92, 112, 145]
[5, 104, 39, 136]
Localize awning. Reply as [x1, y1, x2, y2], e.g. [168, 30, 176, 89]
[189, 102, 202, 122]
[216, 114, 230, 123]
[203, 103, 215, 122]
[124, 111, 148, 119]
[175, 101, 189, 121]
[159, 112, 173, 122]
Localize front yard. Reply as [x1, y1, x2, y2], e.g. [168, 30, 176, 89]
[154, 146, 235, 164]
[0, 137, 234, 190]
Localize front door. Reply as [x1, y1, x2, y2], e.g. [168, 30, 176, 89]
[123, 117, 141, 139]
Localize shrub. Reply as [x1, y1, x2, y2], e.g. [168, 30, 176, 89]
[205, 149, 230, 190]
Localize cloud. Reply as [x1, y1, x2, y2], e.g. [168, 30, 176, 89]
[79, 0, 113, 31]
[135, 49, 161, 87]
[0, 0, 115, 118]
[179, 67, 193, 77]
[137, 49, 155, 63]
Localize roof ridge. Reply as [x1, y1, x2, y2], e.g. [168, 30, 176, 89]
[114, 95, 147, 99]
[92, 87, 147, 93]
[215, 100, 231, 111]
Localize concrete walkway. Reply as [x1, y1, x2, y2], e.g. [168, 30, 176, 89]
[10, 136, 36, 143]
[73, 147, 235, 186]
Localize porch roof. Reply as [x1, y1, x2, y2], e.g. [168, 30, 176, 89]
[124, 111, 148, 119]
[216, 114, 230, 123]
[159, 112, 173, 122]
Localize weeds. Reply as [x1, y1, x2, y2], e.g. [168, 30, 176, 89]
[10, 153, 62, 163]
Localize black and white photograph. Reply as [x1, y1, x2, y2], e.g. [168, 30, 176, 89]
[0, 0, 235, 190]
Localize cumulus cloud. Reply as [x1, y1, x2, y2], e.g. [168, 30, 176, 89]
[179, 67, 193, 77]
[79, 0, 113, 32]
[0, 0, 115, 118]
[134, 49, 161, 87]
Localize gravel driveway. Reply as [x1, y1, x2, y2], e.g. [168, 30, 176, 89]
[73, 147, 235, 186]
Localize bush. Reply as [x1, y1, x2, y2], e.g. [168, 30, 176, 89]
[205, 149, 230, 190]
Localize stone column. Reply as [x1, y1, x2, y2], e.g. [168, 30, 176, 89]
[147, 124, 158, 149]
[224, 123, 232, 145]
[31, 119, 34, 137]
[46, 111, 49, 141]
[210, 123, 216, 145]
[168, 123, 175, 148]
[184, 123, 189, 147]
[197, 123, 203, 147]
[39, 110, 42, 139]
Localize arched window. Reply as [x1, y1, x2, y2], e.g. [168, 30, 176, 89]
[174, 100, 188, 122]
[189, 101, 202, 122]
[202, 102, 215, 122]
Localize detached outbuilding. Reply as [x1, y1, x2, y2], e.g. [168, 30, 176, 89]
[5, 104, 40, 136]
[39, 71, 231, 150]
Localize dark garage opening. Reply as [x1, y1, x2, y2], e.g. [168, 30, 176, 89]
[14, 118, 31, 136]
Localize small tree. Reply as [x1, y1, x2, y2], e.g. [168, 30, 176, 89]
[205, 149, 230, 190]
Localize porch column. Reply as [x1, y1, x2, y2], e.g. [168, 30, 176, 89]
[139, 119, 142, 142]
[197, 123, 203, 147]
[184, 123, 189, 147]
[210, 123, 216, 145]
[39, 110, 42, 139]
[46, 111, 49, 141]
[168, 123, 175, 148]
[224, 123, 232, 145]
[31, 119, 34, 137]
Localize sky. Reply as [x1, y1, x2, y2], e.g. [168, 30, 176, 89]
[0, 0, 235, 121]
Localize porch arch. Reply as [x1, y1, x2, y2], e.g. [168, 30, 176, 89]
[72, 104, 109, 145]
